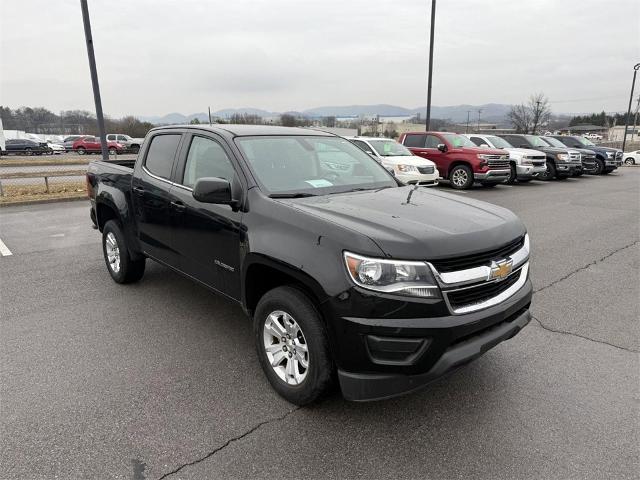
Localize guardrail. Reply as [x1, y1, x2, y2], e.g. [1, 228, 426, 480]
[0, 169, 86, 196]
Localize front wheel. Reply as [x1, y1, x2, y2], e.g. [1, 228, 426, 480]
[108, 147, 117, 155]
[24, 147, 33, 156]
[254, 286, 333, 405]
[538, 160, 555, 181]
[76, 147, 86, 155]
[102, 220, 145, 284]
[449, 165, 474, 190]
[506, 163, 517, 184]
[593, 158, 605, 175]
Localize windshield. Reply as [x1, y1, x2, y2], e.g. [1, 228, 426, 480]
[368, 140, 412, 157]
[441, 134, 476, 148]
[527, 136, 553, 148]
[575, 136, 595, 146]
[541, 136, 566, 148]
[486, 136, 513, 149]
[235, 136, 396, 196]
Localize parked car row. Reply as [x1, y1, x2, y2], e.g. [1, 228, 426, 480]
[347, 131, 625, 190]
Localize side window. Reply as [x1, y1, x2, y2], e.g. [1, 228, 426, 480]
[117, 135, 127, 141]
[424, 134, 441, 148]
[145, 134, 181, 180]
[403, 134, 426, 148]
[351, 140, 373, 154]
[182, 136, 235, 188]
[470, 136, 489, 147]
[106, 135, 115, 141]
[504, 136, 522, 147]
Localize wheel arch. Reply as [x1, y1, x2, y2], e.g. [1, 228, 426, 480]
[447, 159, 472, 178]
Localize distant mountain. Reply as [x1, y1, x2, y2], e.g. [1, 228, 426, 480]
[302, 104, 413, 117]
[139, 103, 514, 124]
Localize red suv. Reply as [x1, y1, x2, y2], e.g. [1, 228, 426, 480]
[72, 136, 125, 155]
[398, 131, 511, 189]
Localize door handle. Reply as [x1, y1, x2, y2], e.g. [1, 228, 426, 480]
[132, 186, 145, 195]
[171, 200, 186, 212]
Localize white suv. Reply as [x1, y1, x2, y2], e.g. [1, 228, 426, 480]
[464, 134, 547, 183]
[347, 137, 439, 186]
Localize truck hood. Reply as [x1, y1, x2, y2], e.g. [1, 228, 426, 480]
[505, 147, 546, 157]
[450, 146, 507, 155]
[381, 156, 436, 166]
[281, 186, 525, 260]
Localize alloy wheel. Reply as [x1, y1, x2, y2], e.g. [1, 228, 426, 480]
[263, 310, 309, 385]
[105, 232, 121, 273]
[451, 168, 468, 187]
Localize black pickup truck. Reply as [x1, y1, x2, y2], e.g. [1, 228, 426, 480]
[87, 125, 532, 404]
[549, 135, 622, 174]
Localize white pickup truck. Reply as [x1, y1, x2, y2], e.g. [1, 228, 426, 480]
[464, 134, 547, 183]
[106, 134, 145, 153]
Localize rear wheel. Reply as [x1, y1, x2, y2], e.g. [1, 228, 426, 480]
[24, 147, 33, 156]
[108, 147, 117, 155]
[77, 147, 86, 155]
[254, 286, 333, 405]
[102, 220, 145, 284]
[624, 157, 635, 165]
[449, 165, 474, 190]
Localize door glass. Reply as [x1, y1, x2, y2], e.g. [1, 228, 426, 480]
[182, 136, 235, 188]
[145, 134, 181, 179]
[424, 135, 441, 148]
[403, 134, 426, 148]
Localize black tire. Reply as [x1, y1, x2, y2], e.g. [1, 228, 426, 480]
[538, 160, 555, 181]
[254, 286, 333, 405]
[24, 147, 33, 156]
[131, 145, 140, 154]
[449, 164, 474, 190]
[624, 157, 635, 165]
[593, 158, 605, 175]
[102, 220, 145, 284]
[108, 147, 117, 155]
[77, 147, 86, 155]
[506, 163, 517, 184]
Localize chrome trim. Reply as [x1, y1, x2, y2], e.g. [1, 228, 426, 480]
[431, 234, 529, 287]
[444, 262, 529, 315]
[142, 166, 194, 192]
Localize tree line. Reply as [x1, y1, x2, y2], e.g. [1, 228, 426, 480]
[0, 106, 155, 138]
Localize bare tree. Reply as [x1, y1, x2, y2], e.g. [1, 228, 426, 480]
[529, 93, 551, 134]
[507, 104, 533, 133]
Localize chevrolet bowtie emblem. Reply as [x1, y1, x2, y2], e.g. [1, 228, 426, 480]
[489, 259, 513, 281]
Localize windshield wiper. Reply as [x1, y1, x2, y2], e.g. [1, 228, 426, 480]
[269, 192, 318, 198]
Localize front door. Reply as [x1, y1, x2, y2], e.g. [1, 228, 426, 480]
[131, 132, 183, 266]
[170, 133, 243, 300]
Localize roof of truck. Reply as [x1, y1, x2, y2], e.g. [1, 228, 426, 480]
[151, 124, 334, 137]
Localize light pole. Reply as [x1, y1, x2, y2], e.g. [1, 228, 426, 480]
[425, 0, 436, 131]
[466, 110, 471, 133]
[476, 109, 482, 132]
[80, 0, 108, 161]
[621, 63, 640, 154]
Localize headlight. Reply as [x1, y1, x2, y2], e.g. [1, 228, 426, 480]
[557, 154, 569, 161]
[395, 164, 419, 173]
[477, 154, 492, 160]
[522, 156, 533, 165]
[344, 252, 440, 298]
[606, 151, 614, 158]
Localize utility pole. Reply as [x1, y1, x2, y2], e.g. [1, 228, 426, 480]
[208, 107, 212, 126]
[621, 63, 639, 154]
[466, 110, 471, 133]
[80, 0, 108, 161]
[425, 0, 436, 132]
[476, 109, 482, 132]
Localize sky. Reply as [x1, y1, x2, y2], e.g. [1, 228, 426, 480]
[1, 0, 639, 117]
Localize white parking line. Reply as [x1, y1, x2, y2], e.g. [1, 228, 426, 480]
[0, 238, 13, 256]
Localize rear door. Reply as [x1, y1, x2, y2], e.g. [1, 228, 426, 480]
[169, 132, 244, 300]
[131, 132, 183, 266]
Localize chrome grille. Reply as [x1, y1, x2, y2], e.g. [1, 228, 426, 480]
[615, 151, 623, 159]
[487, 159, 510, 169]
[430, 236, 525, 272]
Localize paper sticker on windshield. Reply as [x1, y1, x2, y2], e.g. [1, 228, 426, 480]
[305, 179, 333, 188]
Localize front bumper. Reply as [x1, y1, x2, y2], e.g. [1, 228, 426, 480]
[398, 171, 439, 186]
[516, 164, 546, 178]
[331, 276, 533, 401]
[556, 162, 582, 175]
[474, 169, 510, 183]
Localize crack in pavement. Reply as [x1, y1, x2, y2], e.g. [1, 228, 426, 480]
[157, 407, 300, 479]
[531, 315, 639, 353]
[533, 240, 639, 295]
[529, 240, 639, 354]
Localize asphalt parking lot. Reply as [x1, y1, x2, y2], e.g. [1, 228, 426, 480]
[1, 170, 638, 479]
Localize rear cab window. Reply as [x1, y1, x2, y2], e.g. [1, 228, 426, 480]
[144, 134, 181, 180]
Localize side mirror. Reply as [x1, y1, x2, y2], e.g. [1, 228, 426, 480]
[437, 143, 447, 152]
[193, 177, 236, 206]
[480, 144, 490, 149]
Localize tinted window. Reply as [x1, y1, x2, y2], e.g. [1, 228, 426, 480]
[182, 136, 235, 188]
[106, 135, 115, 141]
[350, 140, 373, 153]
[117, 135, 127, 141]
[503, 135, 526, 147]
[403, 134, 426, 148]
[6, 139, 17, 144]
[145, 134, 181, 179]
[424, 134, 441, 148]
[470, 136, 489, 147]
